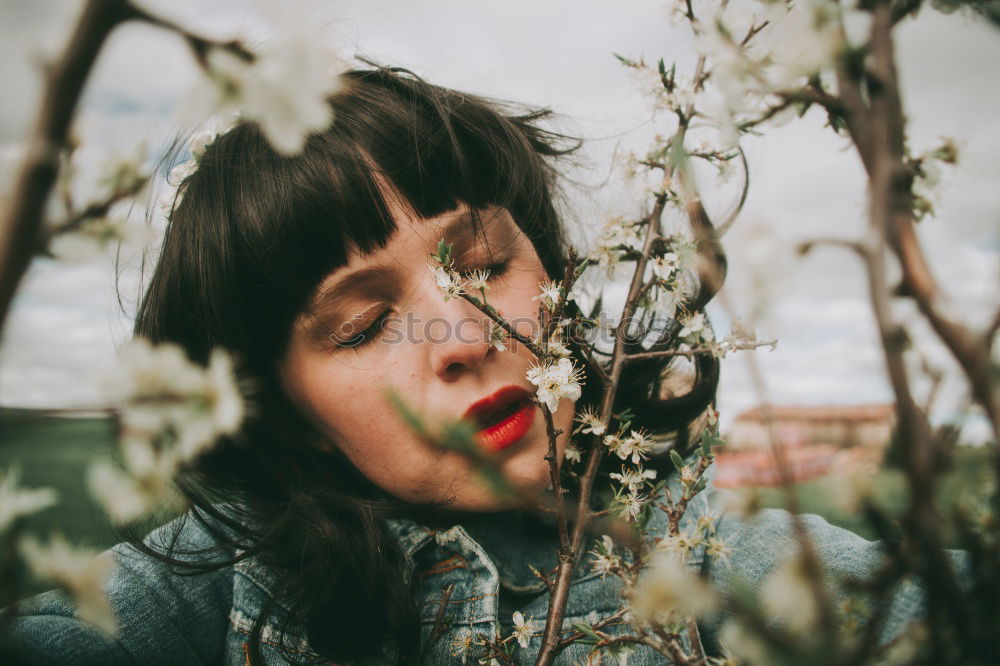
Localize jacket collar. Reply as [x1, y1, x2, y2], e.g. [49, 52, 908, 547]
[384, 449, 714, 594]
[386, 507, 596, 595]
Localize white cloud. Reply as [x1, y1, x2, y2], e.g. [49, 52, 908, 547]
[0, 1, 996, 422]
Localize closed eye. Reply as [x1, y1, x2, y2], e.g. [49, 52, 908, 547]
[457, 259, 510, 281]
[329, 259, 510, 351]
[330, 310, 391, 350]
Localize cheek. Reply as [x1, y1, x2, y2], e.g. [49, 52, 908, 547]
[282, 358, 389, 452]
[491, 265, 552, 337]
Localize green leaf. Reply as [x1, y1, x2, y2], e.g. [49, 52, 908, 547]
[571, 622, 602, 643]
[700, 435, 712, 458]
[476, 464, 519, 503]
[384, 388, 430, 439]
[634, 495, 655, 533]
[613, 52, 640, 68]
[826, 110, 848, 134]
[440, 420, 479, 453]
[670, 449, 685, 471]
[431, 238, 453, 266]
[613, 408, 635, 427]
[657, 58, 675, 90]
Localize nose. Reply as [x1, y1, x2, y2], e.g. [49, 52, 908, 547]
[420, 288, 494, 381]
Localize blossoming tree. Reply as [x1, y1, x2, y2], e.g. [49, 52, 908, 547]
[0, 0, 997, 664]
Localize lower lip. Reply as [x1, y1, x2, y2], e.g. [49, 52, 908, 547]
[475, 400, 536, 452]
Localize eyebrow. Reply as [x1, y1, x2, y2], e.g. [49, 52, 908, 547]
[308, 209, 490, 311]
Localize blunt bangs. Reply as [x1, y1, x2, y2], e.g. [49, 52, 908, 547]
[161, 67, 572, 365]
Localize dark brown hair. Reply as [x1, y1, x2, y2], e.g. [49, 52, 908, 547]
[127, 65, 718, 664]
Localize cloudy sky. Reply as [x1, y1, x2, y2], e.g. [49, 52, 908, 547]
[0, 0, 997, 438]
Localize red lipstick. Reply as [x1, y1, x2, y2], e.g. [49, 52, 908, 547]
[462, 385, 536, 452]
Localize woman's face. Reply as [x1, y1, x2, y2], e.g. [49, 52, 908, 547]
[278, 199, 576, 511]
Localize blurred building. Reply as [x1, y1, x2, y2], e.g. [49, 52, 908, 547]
[714, 404, 895, 488]
[726, 404, 895, 451]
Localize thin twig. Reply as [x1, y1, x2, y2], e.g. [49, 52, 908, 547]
[417, 584, 455, 666]
[555, 607, 631, 649]
[623, 338, 776, 364]
[456, 291, 547, 359]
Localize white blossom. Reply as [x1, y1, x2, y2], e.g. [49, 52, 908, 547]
[191, 3, 344, 155]
[86, 451, 177, 525]
[678, 312, 708, 341]
[429, 265, 465, 301]
[450, 631, 475, 662]
[575, 405, 607, 436]
[159, 115, 236, 218]
[590, 245, 622, 277]
[762, 0, 843, 87]
[614, 488, 646, 522]
[588, 217, 645, 277]
[656, 287, 682, 320]
[463, 268, 491, 293]
[120, 344, 243, 461]
[650, 252, 680, 281]
[167, 159, 197, 186]
[628, 551, 716, 625]
[695, 511, 720, 536]
[0, 466, 58, 533]
[563, 442, 582, 464]
[532, 279, 563, 311]
[761, 552, 819, 635]
[526, 357, 584, 414]
[534, 332, 571, 359]
[605, 429, 654, 465]
[48, 214, 159, 264]
[188, 113, 237, 161]
[511, 611, 535, 649]
[610, 466, 657, 493]
[678, 463, 701, 489]
[589, 535, 619, 579]
[718, 620, 771, 665]
[158, 186, 180, 221]
[487, 322, 508, 352]
[705, 535, 733, 562]
[20, 535, 117, 635]
[94, 338, 245, 521]
[656, 530, 704, 558]
[699, 0, 844, 121]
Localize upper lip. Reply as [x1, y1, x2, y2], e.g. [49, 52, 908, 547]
[462, 385, 531, 425]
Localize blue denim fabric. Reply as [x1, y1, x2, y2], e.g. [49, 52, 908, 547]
[6, 460, 969, 665]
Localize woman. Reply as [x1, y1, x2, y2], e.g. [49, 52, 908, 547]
[6, 67, 959, 665]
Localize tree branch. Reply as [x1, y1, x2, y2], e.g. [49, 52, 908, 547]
[0, 0, 137, 338]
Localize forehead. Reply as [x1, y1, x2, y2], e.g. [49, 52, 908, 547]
[308, 203, 514, 308]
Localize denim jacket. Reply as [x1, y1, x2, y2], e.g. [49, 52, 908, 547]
[7, 461, 967, 665]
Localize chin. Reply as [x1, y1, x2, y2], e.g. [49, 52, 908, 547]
[454, 465, 552, 513]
